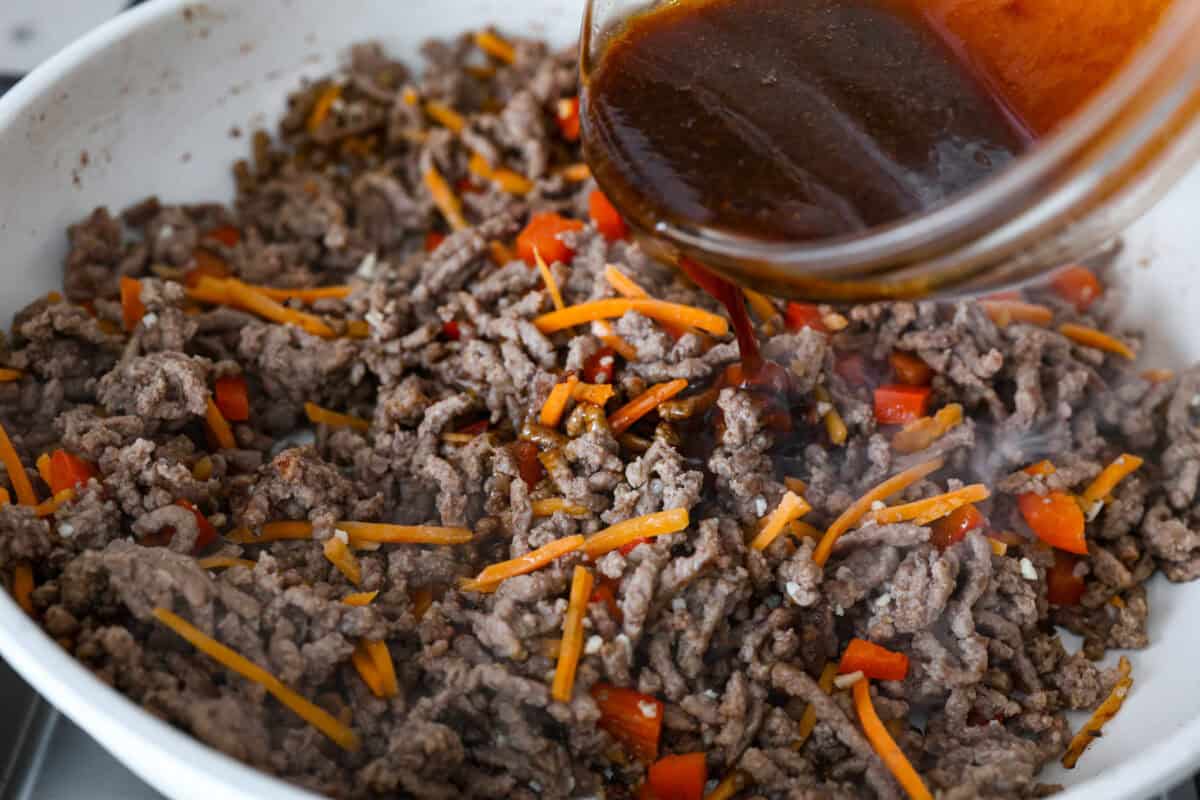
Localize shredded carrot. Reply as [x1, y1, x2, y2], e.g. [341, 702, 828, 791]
[594, 321, 639, 361]
[225, 280, 335, 338]
[989, 538, 1009, 556]
[604, 264, 649, 299]
[343, 591, 379, 607]
[474, 30, 516, 63]
[0, 369, 22, 382]
[572, 382, 616, 406]
[744, 289, 781, 324]
[351, 640, 386, 696]
[793, 662, 839, 750]
[1110, 595, 1126, 609]
[253, 285, 353, 302]
[788, 520, 822, 542]
[411, 588, 434, 619]
[535, 299, 729, 337]
[558, 163, 592, 182]
[33, 488, 74, 518]
[345, 320, 370, 339]
[609, 379, 689, 436]
[750, 492, 813, 551]
[489, 240, 516, 266]
[469, 152, 534, 195]
[205, 396, 237, 450]
[1059, 323, 1136, 360]
[306, 83, 342, 134]
[0, 422, 36, 506]
[813, 458, 945, 567]
[540, 375, 579, 428]
[552, 565, 594, 702]
[583, 508, 690, 558]
[1081, 454, 1144, 508]
[535, 248, 566, 311]
[401, 86, 419, 107]
[424, 167, 468, 231]
[12, 563, 33, 614]
[1142, 368, 1175, 383]
[532, 498, 590, 517]
[872, 484, 990, 527]
[461, 534, 585, 592]
[814, 386, 848, 446]
[784, 477, 808, 495]
[705, 770, 749, 800]
[304, 402, 370, 433]
[892, 404, 964, 454]
[1062, 656, 1133, 768]
[980, 300, 1054, 328]
[853, 679, 932, 800]
[0, 488, 9, 506]
[197, 556, 256, 570]
[153, 607, 359, 750]
[336, 521, 473, 545]
[324, 536, 362, 586]
[363, 639, 398, 697]
[35, 453, 52, 487]
[424, 100, 466, 133]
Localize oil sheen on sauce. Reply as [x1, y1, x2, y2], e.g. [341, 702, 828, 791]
[583, 0, 1170, 244]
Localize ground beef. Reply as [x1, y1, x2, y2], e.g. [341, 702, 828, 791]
[0, 30, 1192, 800]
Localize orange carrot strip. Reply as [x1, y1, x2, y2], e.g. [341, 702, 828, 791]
[1058, 323, 1136, 360]
[364, 640, 398, 697]
[892, 404, 964, 454]
[411, 588, 434, 620]
[604, 264, 649, 299]
[750, 491, 813, 551]
[609, 379, 689, 436]
[0, 488, 10, 506]
[196, 557, 257, 570]
[594, 321, 639, 361]
[306, 84, 342, 134]
[205, 397, 237, 450]
[345, 320, 370, 339]
[531, 498, 590, 518]
[304, 402, 370, 433]
[424, 100, 466, 133]
[872, 484, 990, 527]
[335, 521, 473, 545]
[583, 508, 690, 558]
[33, 489, 74, 518]
[558, 163, 591, 182]
[540, 375, 579, 428]
[980, 300, 1054, 328]
[1081, 454, 1144, 507]
[706, 771, 749, 800]
[35, 454, 52, 487]
[323, 536, 362, 585]
[252, 285, 353, 302]
[572, 382, 616, 406]
[424, 167, 468, 231]
[1062, 656, 1133, 768]
[0, 422, 36, 506]
[342, 590, 379, 607]
[460, 535, 585, 592]
[744, 289, 781, 324]
[793, 662, 839, 750]
[535, 249, 566, 311]
[813, 458, 945, 567]
[552, 565, 594, 702]
[474, 30, 516, 63]
[12, 563, 33, 614]
[535, 299, 729, 337]
[853, 679, 932, 800]
[224, 280, 335, 338]
[815, 386, 848, 446]
[351, 640, 387, 697]
[153, 608, 360, 751]
[0, 369, 23, 382]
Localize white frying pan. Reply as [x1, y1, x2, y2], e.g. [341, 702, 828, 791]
[0, 1, 1198, 797]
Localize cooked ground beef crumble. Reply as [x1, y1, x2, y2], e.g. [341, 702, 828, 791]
[0, 31, 1196, 800]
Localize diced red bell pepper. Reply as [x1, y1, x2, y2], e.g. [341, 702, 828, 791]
[203, 225, 241, 248]
[177, 499, 218, 552]
[888, 351, 932, 386]
[591, 578, 623, 622]
[644, 753, 707, 800]
[583, 347, 618, 384]
[1018, 491, 1087, 554]
[214, 375, 250, 422]
[557, 97, 581, 142]
[873, 384, 932, 425]
[619, 538, 651, 556]
[1024, 460, 1057, 477]
[838, 638, 910, 681]
[48, 450, 97, 495]
[1046, 551, 1085, 605]
[1050, 265, 1103, 312]
[425, 231, 447, 252]
[517, 212, 585, 267]
[785, 302, 827, 333]
[512, 441, 545, 490]
[589, 190, 627, 241]
[120, 276, 145, 332]
[592, 684, 663, 761]
[442, 320, 462, 341]
[930, 503, 987, 549]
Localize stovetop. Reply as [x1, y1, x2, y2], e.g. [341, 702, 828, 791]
[0, 2, 1198, 798]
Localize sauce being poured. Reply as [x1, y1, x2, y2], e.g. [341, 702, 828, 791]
[583, 0, 1170, 243]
